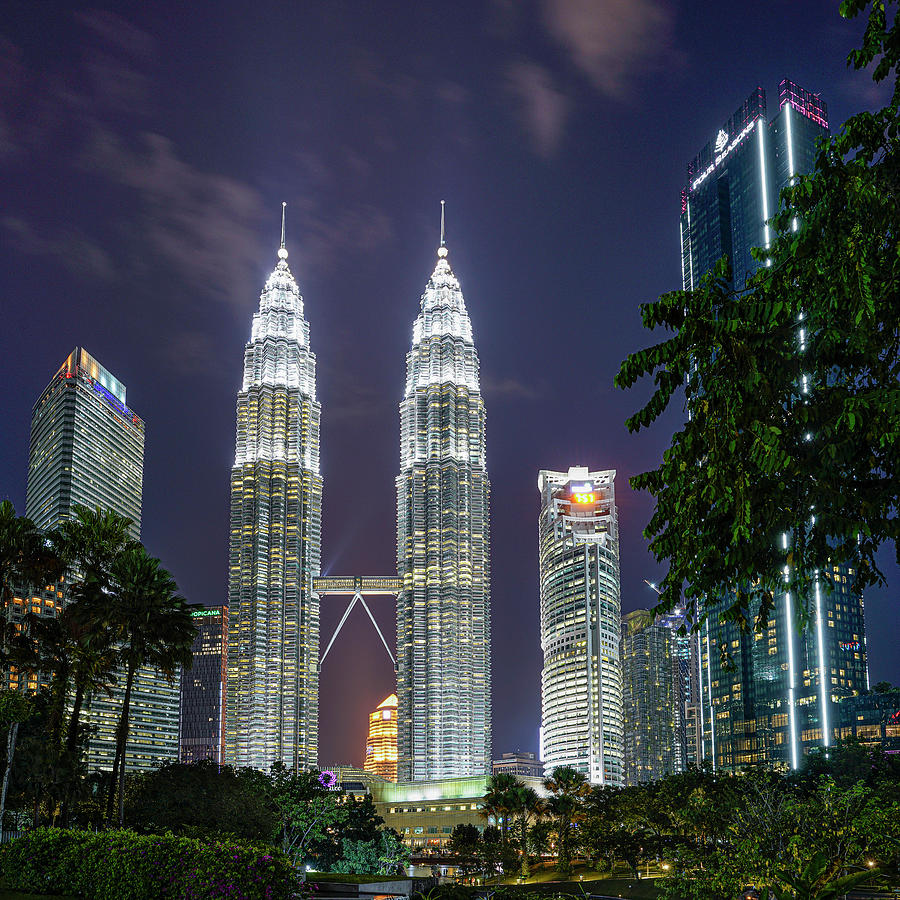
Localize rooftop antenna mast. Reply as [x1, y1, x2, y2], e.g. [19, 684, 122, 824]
[278, 201, 288, 259]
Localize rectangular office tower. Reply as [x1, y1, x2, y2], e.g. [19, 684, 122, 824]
[681, 83, 869, 769]
[621, 610, 679, 784]
[680, 79, 828, 290]
[180, 606, 228, 764]
[538, 467, 624, 786]
[396, 233, 491, 781]
[225, 229, 322, 773]
[698, 571, 868, 771]
[24, 347, 179, 772]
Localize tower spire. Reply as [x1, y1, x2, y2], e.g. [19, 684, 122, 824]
[438, 200, 448, 258]
[278, 202, 288, 260]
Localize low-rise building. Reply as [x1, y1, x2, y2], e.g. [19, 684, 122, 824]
[492, 751, 544, 778]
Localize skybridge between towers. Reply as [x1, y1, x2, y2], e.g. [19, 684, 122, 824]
[312, 576, 401, 673]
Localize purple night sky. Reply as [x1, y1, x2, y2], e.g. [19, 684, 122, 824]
[1, 0, 897, 767]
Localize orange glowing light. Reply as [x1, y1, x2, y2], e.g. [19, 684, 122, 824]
[572, 492, 595, 504]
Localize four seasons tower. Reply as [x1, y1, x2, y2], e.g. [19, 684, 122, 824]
[225, 207, 322, 772]
[395, 207, 492, 780]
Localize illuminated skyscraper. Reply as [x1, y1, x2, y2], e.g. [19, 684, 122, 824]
[680, 79, 829, 291]
[21, 348, 179, 772]
[225, 208, 322, 772]
[180, 606, 228, 764]
[538, 467, 624, 786]
[26, 348, 144, 535]
[396, 207, 491, 781]
[621, 610, 678, 784]
[681, 83, 869, 769]
[364, 693, 398, 782]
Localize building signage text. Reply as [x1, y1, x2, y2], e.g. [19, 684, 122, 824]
[690, 117, 759, 192]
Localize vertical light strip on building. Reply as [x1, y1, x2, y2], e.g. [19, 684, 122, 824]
[686, 202, 694, 290]
[814, 574, 830, 747]
[704, 624, 715, 770]
[696, 630, 706, 760]
[757, 119, 771, 261]
[785, 102, 799, 232]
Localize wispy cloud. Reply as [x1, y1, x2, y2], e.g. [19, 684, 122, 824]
[2, 215, 115, 283]
[505, 61, 570, 158]
[79, 129, 265, 310]
[542, 0, 675, 99]
[481, 374, 546, 401]
[72, 9, 156, 60]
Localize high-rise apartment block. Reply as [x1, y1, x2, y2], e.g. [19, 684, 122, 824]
[364, 693, 398, 782]
[681, 82, 869, 770]
[395, 221, 491, 781]
[180, 606, 228, 764]
[225, 216, 322, 772]
[538, 467, 624, 786]
[621, 610, 679, 784]
[22, 347, 179, 772]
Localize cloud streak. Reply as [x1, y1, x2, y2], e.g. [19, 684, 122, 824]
[542, 0, 675, 99]
[505, 61, 570, 158]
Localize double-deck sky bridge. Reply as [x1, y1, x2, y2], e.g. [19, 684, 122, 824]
[312, 576, 401, 672]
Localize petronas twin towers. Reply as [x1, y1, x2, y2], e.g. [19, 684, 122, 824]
[225, 206, 491, 780]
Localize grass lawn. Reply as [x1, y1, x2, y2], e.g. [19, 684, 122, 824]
[491, 869, 661, 899]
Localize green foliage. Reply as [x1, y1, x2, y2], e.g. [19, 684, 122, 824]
[0, 827, 298, 900]
[615, 0, 900, 629]
[125, 760, 274, 841]
[332, 829, 409, 876]
[0, 692, 32, 729]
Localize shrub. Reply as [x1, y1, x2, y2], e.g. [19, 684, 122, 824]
[0, 827, 299, 900]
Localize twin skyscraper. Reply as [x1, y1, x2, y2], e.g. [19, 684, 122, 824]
[224, 205, 491, 780]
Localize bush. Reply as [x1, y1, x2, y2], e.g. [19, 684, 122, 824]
[0, 827, 299, 899]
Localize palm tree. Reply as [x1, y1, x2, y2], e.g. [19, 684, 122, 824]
[0, 500, 63, 652]
[0, 501, 63, 836]
[481, 772, 519, 843]
[55, 506, 133, 765]
[507, 782, 543, 878]
[52, 504, 135, 579]
[543, 765, 589, 876]
[78, 545, 195, 825]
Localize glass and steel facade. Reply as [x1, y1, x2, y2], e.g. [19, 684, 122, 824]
[538, 467, 623, 786]
[699, 570, 868, 770]
[364, 693, 398, 782]
[396, 238, 491, 781]
[680, 79, 828, 292]
[26, 348, 144, 535]
[682, 82, 869, 771]
[180, 606, 228, 764]
[21, 348, 179, 773]
[621, 610, 678, 784]
[225, 234, 322, 772]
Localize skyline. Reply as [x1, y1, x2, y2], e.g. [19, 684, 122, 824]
[2, 0, 899, 769]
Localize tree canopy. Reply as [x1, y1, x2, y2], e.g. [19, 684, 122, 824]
[616, 0, 900, 630]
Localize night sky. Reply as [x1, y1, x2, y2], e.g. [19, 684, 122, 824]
[2, 1, 897, 768]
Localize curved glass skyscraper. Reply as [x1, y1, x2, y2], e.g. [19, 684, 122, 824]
[396, 222, 491, 781]
[225, 214, 322, 772]
[538, 466, 624, 786]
